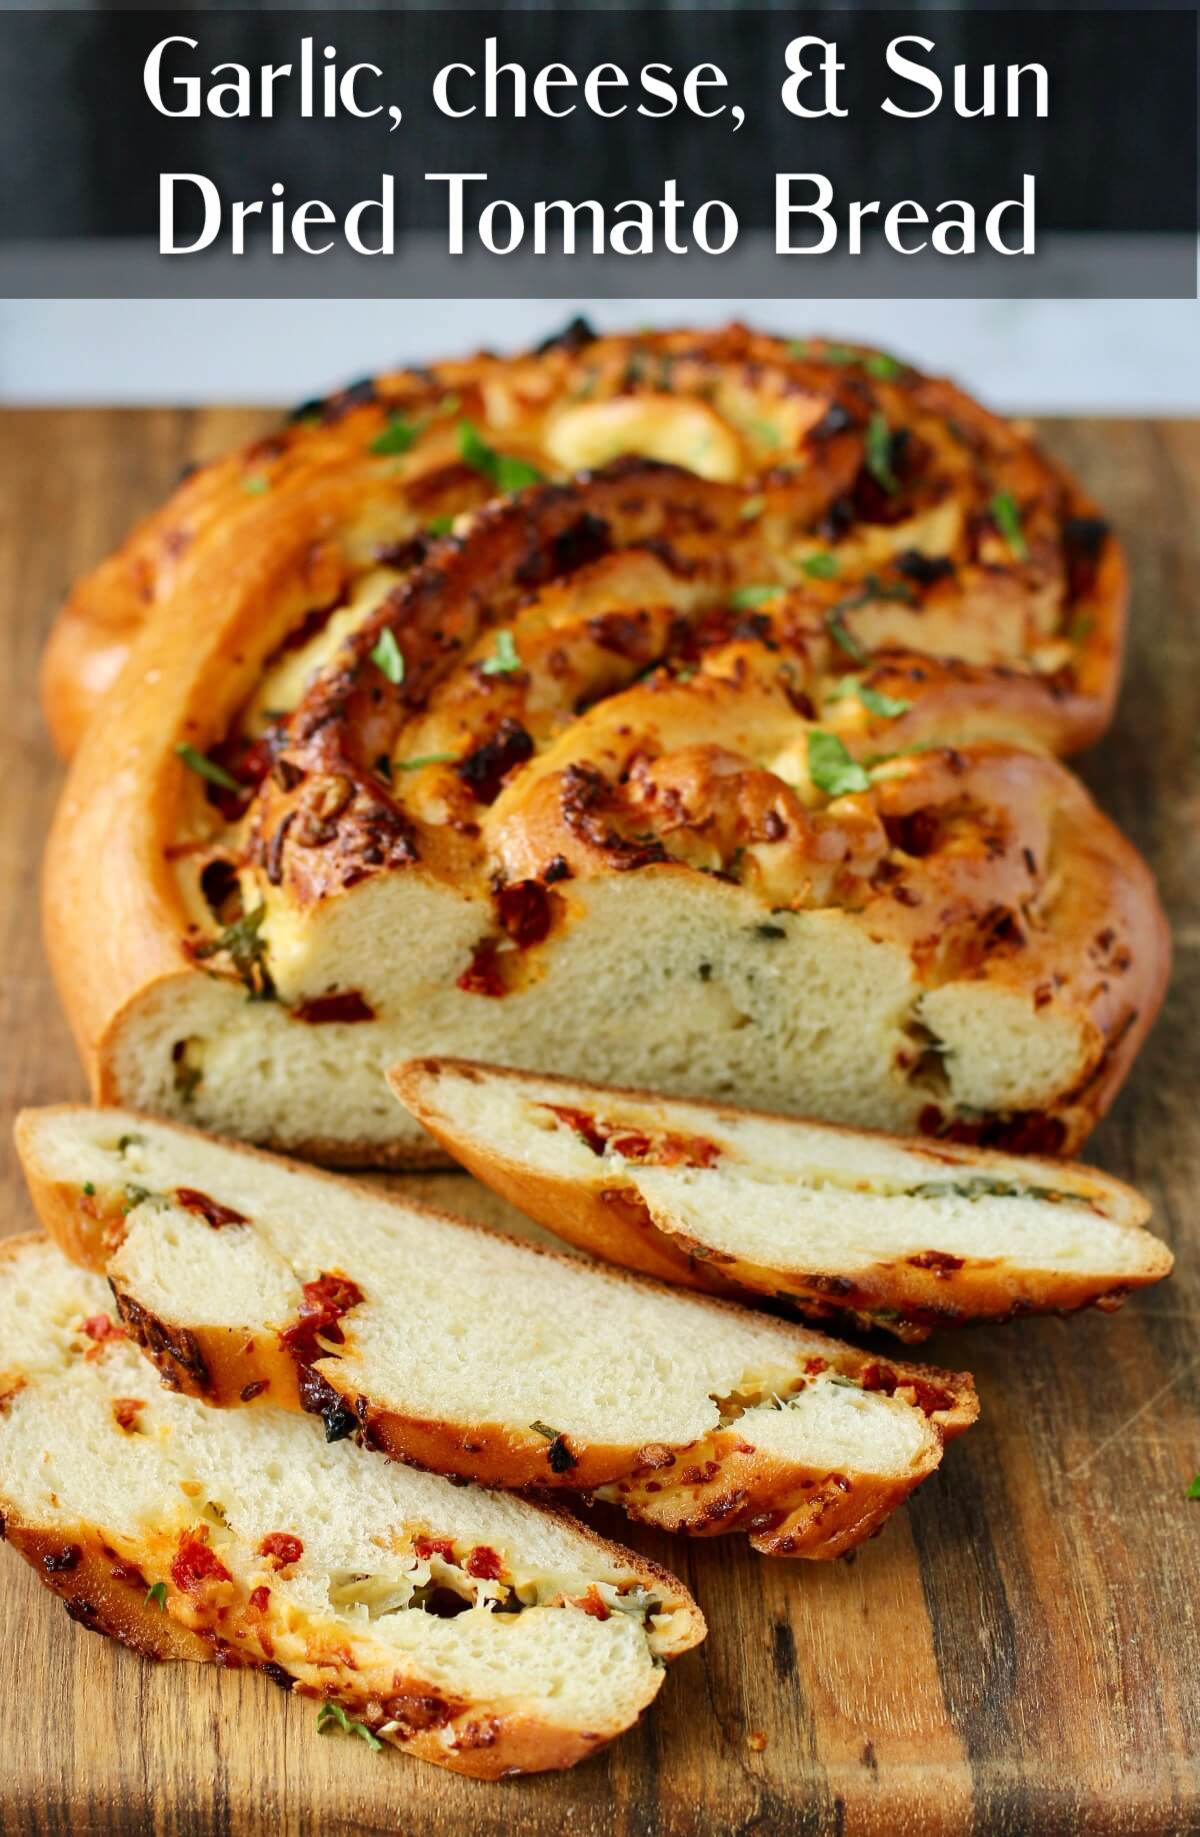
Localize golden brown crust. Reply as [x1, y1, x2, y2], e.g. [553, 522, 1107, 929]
[16, 1119, 977, 1558]
[391, 1059, 1171, 1342]
[41, 326, 1159, 1163]
[44, 325, 1125, 759]
[0, 1230, 703, 1778]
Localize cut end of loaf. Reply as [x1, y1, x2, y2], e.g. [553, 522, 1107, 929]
[390, 1058, 1171, 1338]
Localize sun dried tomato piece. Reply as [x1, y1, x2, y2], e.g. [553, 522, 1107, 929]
[413, 1535, 457, 1564]
[170, 1529, 232, 1592]
[83, 1313, 121, 1342]
[465, 1545, 503, 1581]
[174, 1188, 249, 1229]
[258, 1533, 304, 1568]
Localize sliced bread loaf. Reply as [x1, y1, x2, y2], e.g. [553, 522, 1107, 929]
[392, 1059, 1171, 1341]
[15, 1107, 977, 1557]
[0, 1234, 703, 1778]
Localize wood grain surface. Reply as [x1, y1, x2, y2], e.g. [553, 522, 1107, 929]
[1, 409, 1198, 1837]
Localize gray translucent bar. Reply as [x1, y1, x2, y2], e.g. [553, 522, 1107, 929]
[1, 231, 1194, 301]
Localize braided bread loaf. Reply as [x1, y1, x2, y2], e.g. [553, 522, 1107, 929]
[43, 327, 1165, 1164]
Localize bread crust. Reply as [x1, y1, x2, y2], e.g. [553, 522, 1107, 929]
[44, 325, 1125, 759]
[16, 1113, 977, 1558]
[0, 1232, 703, 1778]
[41, 328, 1161, 1164]
[391, 1059, 1172, 1342]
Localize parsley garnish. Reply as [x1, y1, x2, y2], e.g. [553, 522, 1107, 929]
[807, 730, 871, 797]
[738, 496, 765, 523]
[530, 1420, 562, 1442]
[481, 630, 522, 676]
[730, 584, 781, 610]
[457, 421, 544, 493]
[396, 754, 457, 771]
[825, 607, 867, 663]
[175, 744, 242, 794]
[82, 1181, 95, 1196]
[865, 414, 899, 494]
[803, 552, 839, 580]
[864, 352, 905, 381]
[1188, 1476, 1200, 1500]
[749, 418, 781, 449]
[191, 904, 275, 1001]
[316, 1700, 383, 1752]
[990, 492, 1029, 561]
[241, 476, 270, 495]
[145, 1581, 168, 1610]
[427, 515, 455, 537]
[370, 414, 421, 457]
[827, 676, 912, 719]
[370, 629, 405, 685]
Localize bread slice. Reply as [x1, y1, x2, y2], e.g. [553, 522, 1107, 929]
[392, 1059, 1171, 1341]
[15, 1107, 977, 1558]
[0, 1234, 704, 1778]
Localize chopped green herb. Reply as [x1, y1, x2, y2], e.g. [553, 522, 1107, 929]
[457, 421, 544, 493]
[370, 629, 405, 685]
[825, 608, 868, 664]
[730, 584, 782, 611]
[865, 413, 899, 494]
[529, 1420, 563, 1442]
[191, 904, 275, 1001]
[116, 1134, 144, 1154]
[1188, 1476, 1200, 1500]
[370, 415, 421, 457]
[807, 730, 871, 797]
[175, 744, 242, 795]
[481, 630, 522, 676]
[123, 1184, 152, 1215]
[749, 418, 781, 449]
[738, 496, 765, 524]
[241, 476, 270, 496]
[316, 1700, 383, 1752]
[828, 1374, 861, 1389]
[426, 515, 455, 538]
[82, 1181, 95, 1196]
[396, 754, 457, 772]
[802, 552, 839, 580]
[827, 676, 912, 719]
[990, 491, 1029, 561]
[145, 1581, 168, 1610]
[863, 352, 905, 381]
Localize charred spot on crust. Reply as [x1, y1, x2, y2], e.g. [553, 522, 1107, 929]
[457, 720, 536, 806]
[114, 1290, 212, 1395]
[547, 1435, 577, 1474]
[297, 1367, 357, 1443]
[895, 549, 956, 586]
[43, 1543, 82, 1574]
[516, 512, 612, 588]
[883, 807, 942, 858]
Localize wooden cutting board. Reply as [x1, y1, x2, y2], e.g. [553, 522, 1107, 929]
[0, 409, 1197, 1837]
